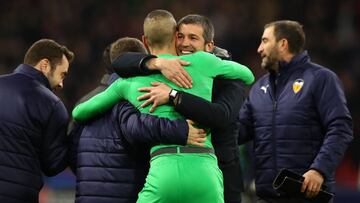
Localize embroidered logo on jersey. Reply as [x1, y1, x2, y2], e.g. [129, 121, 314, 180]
[293, 79, 304, 94]
[260, 84, 269, 93]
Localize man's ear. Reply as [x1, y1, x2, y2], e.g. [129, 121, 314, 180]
[279, 39, 289, 53]
[205, 41, 215, 52]
[142, 35, 150, 51]
[35, 58, 50, 74]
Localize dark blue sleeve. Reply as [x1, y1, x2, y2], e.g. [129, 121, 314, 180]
[111, 52, 157, 78]
[68, 121, 83, 174]
[175, 79, 245, 128]
[238, 97, 255, 144]
[310, 69, 353, 179]
[40, 101, 70, 176]
[116, 102, 188, 146]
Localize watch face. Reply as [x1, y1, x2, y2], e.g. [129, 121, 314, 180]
[170, 89, 178, 97]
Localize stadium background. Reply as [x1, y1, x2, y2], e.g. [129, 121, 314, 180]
[0, 0, 359, 202]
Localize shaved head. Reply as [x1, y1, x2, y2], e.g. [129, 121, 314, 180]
[143, 10, 177, 49]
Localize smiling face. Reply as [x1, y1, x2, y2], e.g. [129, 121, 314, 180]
[257, 26, 281, 71]
[176, 23, 213, 55]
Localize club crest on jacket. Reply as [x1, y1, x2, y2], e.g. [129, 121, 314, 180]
[293, 79, 304, 94]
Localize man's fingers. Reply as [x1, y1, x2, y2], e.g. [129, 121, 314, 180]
[149, 102, 159, 113]
[176, 75, 189, 88]
[197, 129, 206, 134]
[178, 74, 192, 88]
[190, 141, 205, 147]
[137, 93, 152, 101]
[138, 87, 152, 92]
[187, 119, 195, 125]
[306, 187, 316, 198]
[173, 70, 191, 88]
[171, 77, 185, 88]
[301, 170, 323, 199]
[301, 179, 308, 193]
[151, 81, 163, 86]
[305, 183, 320, 198]
[179, 59, 190, 66]
[189, 137, 206, 147]
[179, 68, 193, 87]
[310, 184, 320, 198]
[305, 183, 313, 198]
[196, 137, 206, 143]
[140, 99, 153, 108]
[195, 131, 206, 138]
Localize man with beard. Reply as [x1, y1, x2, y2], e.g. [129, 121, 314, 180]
[0, 39, 74, 202]
[238, 20, 353, 202]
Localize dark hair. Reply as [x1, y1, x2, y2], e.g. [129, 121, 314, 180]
[24, 39, 74, 69]
[177, 14, 214, 43]
[109, 37, 147, 66]
[110, 37, 147, 63]
[265, 20, 305, 54]
[143, 9, 177, 49]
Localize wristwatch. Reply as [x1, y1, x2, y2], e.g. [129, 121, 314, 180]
[168, 89, 178, 105]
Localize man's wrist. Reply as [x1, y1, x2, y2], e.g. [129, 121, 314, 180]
[145, 57, 163, 71]
[140, 55, 157, 71]
[168, 89, 179, 105]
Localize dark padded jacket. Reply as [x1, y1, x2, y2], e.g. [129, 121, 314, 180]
[0, 64, 69, 203]
[239, 51, 353, 198]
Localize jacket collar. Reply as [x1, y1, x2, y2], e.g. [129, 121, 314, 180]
[277, 50, 310, 75]
[14, 64, 51, 89]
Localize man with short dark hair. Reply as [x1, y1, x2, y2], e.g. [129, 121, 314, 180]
[0, 39, 74, 202]
[239, 20, 353, 203]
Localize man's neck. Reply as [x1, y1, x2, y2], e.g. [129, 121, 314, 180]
[151, 49, 177, 56]
[282, 52, 295, 63]
[150, 44, 177, 56]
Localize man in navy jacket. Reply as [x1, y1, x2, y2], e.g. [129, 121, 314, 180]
[239, 20, 353, 202]
[70, 37, 205, 203]
[0, 39, 74, 203]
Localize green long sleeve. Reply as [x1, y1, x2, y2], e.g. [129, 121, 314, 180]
[72, 79, 126, 121]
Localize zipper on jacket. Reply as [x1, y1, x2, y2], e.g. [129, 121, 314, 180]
[272, 101, 278, 172]
[271, 77, 279, 175]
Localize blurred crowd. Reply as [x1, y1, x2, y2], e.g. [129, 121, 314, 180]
[0, 0, 359, 194]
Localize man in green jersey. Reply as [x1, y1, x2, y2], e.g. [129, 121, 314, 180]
[73, 10, 254, 203]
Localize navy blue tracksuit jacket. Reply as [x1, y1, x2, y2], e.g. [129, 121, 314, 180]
[239, 51, 353, 198]
[0, 64, 69, 202]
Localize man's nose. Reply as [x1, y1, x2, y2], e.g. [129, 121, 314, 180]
[182, 37, 191, 46]
[257, 44, 263, 54]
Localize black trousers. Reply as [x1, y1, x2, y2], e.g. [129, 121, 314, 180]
[218, 153, 243, 203]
